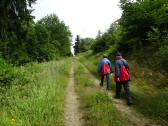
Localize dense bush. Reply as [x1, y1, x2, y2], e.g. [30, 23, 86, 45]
[0, 57, 39, 91]
[0, 58, 16, 86]
[157, 45, 168, 71]
[78, 38, 94, 52]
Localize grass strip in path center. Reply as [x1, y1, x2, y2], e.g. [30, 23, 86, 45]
[74, 60, 128, 126]
[64, 64, 83, 126]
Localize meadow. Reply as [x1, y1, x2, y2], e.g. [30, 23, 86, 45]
[0, 59, 72, 126]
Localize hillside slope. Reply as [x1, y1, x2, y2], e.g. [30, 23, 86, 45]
[77, 51, 168, 126]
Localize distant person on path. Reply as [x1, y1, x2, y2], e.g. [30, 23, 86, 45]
[114, 52, 133, 105]
[98, 54, 112, 90]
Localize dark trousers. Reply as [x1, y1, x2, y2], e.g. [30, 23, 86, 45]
[115, 81, 132, 103]
[100, 74, 110, 90]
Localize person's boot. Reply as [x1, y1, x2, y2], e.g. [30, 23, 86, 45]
[127, 100, 133, 106]
[100, 83, 103, 87]
[114, 95, 120, 99]
[106, 86, 110, 91]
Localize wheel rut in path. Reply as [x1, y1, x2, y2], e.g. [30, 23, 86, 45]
[65, 65, 83, 126]
[81, 63, 160, 126]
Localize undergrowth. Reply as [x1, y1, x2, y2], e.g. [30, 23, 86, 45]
[0, 58, 72, 126]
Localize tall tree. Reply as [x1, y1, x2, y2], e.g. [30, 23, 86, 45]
[78, 38, 94, 52]
[0, 0, 36, 63]
[74, 35, 80, 55]
[38, 14, 72, 57]
[119, 0, 168, 52]
[0, 0, 36, 40]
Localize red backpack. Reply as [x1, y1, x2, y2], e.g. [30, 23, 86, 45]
[114, 60, 130, 82]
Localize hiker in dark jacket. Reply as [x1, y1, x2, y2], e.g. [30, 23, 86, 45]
[114, 52, 133, 105]
[98, 54, 112, 90]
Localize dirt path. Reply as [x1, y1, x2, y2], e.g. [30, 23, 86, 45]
[64, 65, 83, 126]
[81, 63, 160, 126]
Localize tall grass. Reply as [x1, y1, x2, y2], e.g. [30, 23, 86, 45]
[78, 51, 168, 126]
[0, 58, 72, 126]
[74, 60, 128, 126]
[129, 61, 168, 126]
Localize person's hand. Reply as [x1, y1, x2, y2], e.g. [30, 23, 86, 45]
[117, 77, 120, 82]
[110, 69, 113, 73]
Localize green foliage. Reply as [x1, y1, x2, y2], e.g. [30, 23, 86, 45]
[157, 45, 168, 71]
[39, 14, 72, 57]
[78, 38, 94, 52]
[0, 59, 72, 125]
[90, 0, 168, 73]
[132, 88, 168, 126]
[0, 0, 36, 64]
[106, 45, 119, 57]
[0, 13, 72, 64]
[0, 58, 15, 86]
[0, 0, 72, 64]
[119, 0, 168, 50]
[0, 55, 41, 88]
[92, 34, 110, 53]
[118, 0, 168, 71]
[77, 51, 101, 77]
[0, 0, 36, 40]
[26, 23, 51, 62]
[92, 21, 120, 54]
[74, 35, 80, 55]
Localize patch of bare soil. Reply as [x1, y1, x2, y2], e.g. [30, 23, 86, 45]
[65, 66, 83, 126]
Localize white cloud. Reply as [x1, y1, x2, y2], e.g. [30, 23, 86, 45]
[32, 0, 122, 39]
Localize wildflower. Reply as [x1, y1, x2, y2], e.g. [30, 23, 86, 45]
[11, 118, 16, 125]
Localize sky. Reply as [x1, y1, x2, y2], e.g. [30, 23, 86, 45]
[32, 0, 122, 39]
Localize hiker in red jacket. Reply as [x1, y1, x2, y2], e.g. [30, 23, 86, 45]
[98, 54, 112, 90]
[114, 52, 133, 105]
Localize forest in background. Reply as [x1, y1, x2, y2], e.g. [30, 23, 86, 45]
[74, 0, 168, 74]
[0, 0, 72, 65]
[0, 0, 72, 101]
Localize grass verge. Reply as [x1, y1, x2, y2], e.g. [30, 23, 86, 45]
[0, 58, 72, 126]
